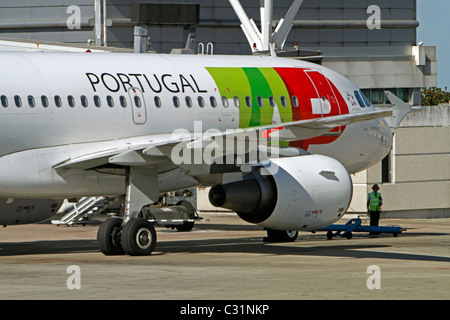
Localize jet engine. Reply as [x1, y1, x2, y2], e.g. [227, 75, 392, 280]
[209, 155, 353, 231]
[0, 198, 62, 225]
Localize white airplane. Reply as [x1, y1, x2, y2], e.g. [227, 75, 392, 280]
[0, 51, 418, 255]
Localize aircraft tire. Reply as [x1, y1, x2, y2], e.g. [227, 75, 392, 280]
[277, 230, 298, 242]
[97, 218, 125, 255]
[121, 218, 157, 256]
[175, 221, 195, 232]
[265, 229, 298, 242]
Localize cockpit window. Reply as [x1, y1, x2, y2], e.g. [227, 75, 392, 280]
[354, 91, 366, 108]
[360, 90, 371, 107]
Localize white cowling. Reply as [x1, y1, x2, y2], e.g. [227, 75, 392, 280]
[0, 198, 62, 225]
[209, 155, 353, 231]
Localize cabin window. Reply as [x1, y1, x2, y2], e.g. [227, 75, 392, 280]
[269, 96, 276, 107]
[134, 96, 141, 108]
[245, 96, 252, 107]
[173, 96, 180, 108]
[41, 96, 49, 108]
[54, 95, 62, 108]
[292, 96, 299, 108]
[14, 95, 22, 108]
[1, 95, 8, 107]
[233, 96, 240, 108]
[257, 96, 264, 107]
[154, 96, 161, 108]
[198, 96, 205, 108]
[94, 95, 102, 108]
[68, 95, 75, 108]
[280, 96, 288, 107]
[210, 96, 217, 108]
[222, 96, 229, 108]
[107, 95, 114, 108]
[80, 95, 88, 108]
[28, 95, 35, 108]
[120, 95, 127, 108]
[186, 96, 192, 108]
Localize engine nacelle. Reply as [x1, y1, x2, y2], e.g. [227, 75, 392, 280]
[0, 198, 62, 225]
[209, 155, 353, 231]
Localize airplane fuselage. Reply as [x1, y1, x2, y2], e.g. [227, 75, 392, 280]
[0, 52, 392, 198]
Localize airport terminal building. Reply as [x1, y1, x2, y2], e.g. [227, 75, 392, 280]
[0, 0, 448, 218]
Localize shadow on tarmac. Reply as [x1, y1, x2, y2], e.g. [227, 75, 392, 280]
[1, 231, 450, 264]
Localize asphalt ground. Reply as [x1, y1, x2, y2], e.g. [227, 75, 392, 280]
[0, 213, 449, 302]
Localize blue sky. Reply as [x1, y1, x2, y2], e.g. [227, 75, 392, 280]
[417, 0, 450, 90]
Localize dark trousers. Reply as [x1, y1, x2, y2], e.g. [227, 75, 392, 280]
[369, 210, 380, 235]
[369, 210, 381, 226]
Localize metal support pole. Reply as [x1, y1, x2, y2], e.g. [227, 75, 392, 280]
[272, 0, 304, 49]
[261, 0, 273, 51]
[94, 0, 106, 46]
[229, 0, 263, 51]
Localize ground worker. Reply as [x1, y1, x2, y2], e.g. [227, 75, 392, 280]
[367, 184, 383, 232]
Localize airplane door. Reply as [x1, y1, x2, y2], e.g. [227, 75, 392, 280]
[305, 70, 341, 117]
[128, 87, 147, 124]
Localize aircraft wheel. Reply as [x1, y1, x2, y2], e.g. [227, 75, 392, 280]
[280, 230, 299, 242]
[176, 221, 195, 232]
[265, 229, 298, 242]
[326, 230, 334, 240]
[121, 218, 157, 256]
[97, 218, 125, 255]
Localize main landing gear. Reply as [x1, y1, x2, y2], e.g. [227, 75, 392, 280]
[98, 217, 158, 256]
[97, 166, 160, 256]
[97, 167, 199, 256]
[97, 217, 157, 256]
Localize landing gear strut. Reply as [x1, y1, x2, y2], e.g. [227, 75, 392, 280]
[97, 166, 202, 256]
[98, 166, 160, 256]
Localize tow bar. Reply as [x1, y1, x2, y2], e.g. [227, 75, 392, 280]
[313, 218, 404, 240]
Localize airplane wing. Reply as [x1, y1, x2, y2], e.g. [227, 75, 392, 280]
[186, 108, 394, 149]
[53, 108, 394, 171]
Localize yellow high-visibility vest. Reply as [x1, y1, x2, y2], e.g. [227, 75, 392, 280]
[369, 192, 381, 211]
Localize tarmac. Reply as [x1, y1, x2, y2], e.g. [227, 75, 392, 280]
[0, 213, 449, 301]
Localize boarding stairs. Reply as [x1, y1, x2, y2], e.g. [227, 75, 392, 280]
[51, 196, 119, 226]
